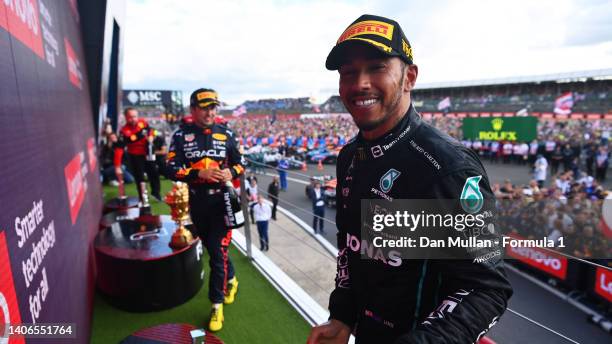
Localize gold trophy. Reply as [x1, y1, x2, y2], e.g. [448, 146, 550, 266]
[165, 182, 194, 249]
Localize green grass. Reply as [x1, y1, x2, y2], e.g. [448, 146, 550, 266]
[91, 179, 311, 343]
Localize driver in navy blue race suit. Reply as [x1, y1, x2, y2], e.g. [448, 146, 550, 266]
[307, 15, 512, 344]
[167, 88, 245, 332]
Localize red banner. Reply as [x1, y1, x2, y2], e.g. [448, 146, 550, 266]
[594, 267, 612, 302]
[64, 38, 83, 89]
[0, 0, 44, 58]
[505, 234, 568, 280]
[0, 232, 25, 344]
[64, 153, 86, 224]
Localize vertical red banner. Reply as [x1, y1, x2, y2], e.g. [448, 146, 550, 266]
[64, 38, 83, 89]
[0, 232, 25, 344]
[0, 0, 43, 58]
[64, 153, 85, 224]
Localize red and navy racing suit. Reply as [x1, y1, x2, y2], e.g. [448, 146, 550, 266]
[166, 123, 245, 303]
[114, 118, 161, 199]
[330, 106, 513, 343]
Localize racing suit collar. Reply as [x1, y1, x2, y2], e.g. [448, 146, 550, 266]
[355, 104, 421, 160]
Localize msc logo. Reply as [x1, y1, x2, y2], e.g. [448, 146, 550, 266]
[379, 168, 400, 193]
[491, 118, 503, 131]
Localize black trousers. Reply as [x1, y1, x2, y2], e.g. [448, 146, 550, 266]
[313, 206, 325, 233]
[127, 154, 160, 199]
[271, 197, 278, 220]
[189, 193, 235, 303]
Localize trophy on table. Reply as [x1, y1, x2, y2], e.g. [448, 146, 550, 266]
[139, 182, 152, 216]
[165, 182, 194, 249]
[117, 170, 127, 205]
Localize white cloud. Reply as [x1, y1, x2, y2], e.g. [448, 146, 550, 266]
[123, 0, 612, 106]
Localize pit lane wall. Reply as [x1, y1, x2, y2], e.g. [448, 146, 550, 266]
[0, 1, 110, 342]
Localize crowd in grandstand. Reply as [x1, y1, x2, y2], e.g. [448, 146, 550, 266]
[495, 173, 610, 259]
[412, 79, 610, 113]
[224, 114, 610, 182]
[229, 115, 358, 149]
[239, 97, 315, 114]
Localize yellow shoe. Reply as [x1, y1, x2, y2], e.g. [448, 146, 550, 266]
[208, 304, 224, 332]
[224, 277, 239, 304]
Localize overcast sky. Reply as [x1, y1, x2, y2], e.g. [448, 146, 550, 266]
[123, 0, 612, 107]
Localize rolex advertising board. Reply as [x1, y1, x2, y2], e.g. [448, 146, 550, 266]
[462, 117, 538, 142]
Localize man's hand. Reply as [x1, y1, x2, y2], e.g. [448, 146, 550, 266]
[307, 320, 350, 344]
[115, 166, 123, 177]
[219, 168, 233, 182]
[198, 168, 220, 182]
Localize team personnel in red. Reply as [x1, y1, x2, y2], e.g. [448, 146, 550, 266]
[166, 88, 244, 332]
[114, 108, 161, 201]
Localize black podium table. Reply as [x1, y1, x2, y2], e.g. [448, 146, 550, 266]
[99, 207, 141, 230]
[94, 215, 203, 311]
[103, 196, 140, 214]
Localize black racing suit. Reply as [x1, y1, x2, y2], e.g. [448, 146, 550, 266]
[167, 123, 245, 303]
[329, 106, 513, 343]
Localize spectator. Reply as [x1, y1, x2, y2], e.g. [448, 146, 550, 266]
[246, 171, 258, 184]
[308, 181, 325, 234]
[277, 157, 289, 191]
[584, 140, 597, 176]
[267, 176, 280, 220]
[534, 155, 548, 188]
[562, 143, 574, 172]
[595, 145, 610, 181]
[252, 195, 272, 251]
[489, 141, 500, 163]
[245, 178, 258, 224]
[550, 146, 563, 175]
[100, 132, 135, 185]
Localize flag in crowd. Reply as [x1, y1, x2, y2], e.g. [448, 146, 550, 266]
[553, 92, 574, 115]
[232, 105, 247, 117]
[437, 96, 451, 111]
